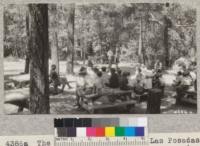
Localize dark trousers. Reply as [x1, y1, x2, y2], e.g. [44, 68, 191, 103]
[147, 88, 162, 114]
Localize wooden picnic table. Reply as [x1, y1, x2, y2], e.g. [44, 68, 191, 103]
[78, 88, 136, 114]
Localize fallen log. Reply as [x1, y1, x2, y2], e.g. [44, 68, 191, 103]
[4, 88, 29, 112]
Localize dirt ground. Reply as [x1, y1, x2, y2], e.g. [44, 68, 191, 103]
[4, 59, 197, 115]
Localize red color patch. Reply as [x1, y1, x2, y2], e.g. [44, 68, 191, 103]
[96, 127, 105, 137]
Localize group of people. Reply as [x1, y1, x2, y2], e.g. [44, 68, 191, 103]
[173, 62, 197, 104]
[75, 59, 165, 106]
[49, 57, 197, 108]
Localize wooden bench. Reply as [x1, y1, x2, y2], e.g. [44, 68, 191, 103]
[181, 90, 197, 104]
[134, 92, 149, 103]
[81, 100, 136, 114]
[77, 88, 135, 114]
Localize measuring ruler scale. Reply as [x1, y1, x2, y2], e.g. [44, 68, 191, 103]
[55, 137, 148, 146]
[54, 117, 148, 146]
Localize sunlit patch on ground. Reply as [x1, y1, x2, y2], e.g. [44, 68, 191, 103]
[4, 60, 197, 114]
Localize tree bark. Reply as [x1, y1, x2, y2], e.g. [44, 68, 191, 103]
[24, 11, 30, 74]
[164, 16, 172, 68]
[164, 26, 169, 68]
[29, 4, 50, 114]
[51, 32, 59, 74]
[138, 18, 144, 64]
[66, 4, 75, 74]
[51, 5, 59, 74]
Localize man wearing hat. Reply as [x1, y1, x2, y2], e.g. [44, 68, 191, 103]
[107, 49, 114, 69]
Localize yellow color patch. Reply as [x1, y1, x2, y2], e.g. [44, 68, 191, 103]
[105, 127, 115, 137]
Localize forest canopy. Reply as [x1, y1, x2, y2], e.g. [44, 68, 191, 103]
[4, 3, 196, 69]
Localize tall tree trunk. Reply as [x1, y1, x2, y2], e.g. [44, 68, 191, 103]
[138, 18, 143, 64]
[52, 32, 59, 74]
[51, 5, 59, 74]
[24, 11, 30, 74]
[66, 4, 75, 74]
[29, 4, 50, 114]
[164, 16, 170, 68]
[83, 44, 86, 65]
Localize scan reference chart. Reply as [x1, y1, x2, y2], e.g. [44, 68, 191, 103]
[54, 117, 148, 146]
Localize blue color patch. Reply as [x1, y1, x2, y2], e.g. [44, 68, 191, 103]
[124, 127, 135, 136]
[135, 127, 144, 136]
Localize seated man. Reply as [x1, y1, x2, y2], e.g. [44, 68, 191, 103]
[106, 68, 119, 88]
[93, 70, 103, 95]
[174, 71, 183, 86]
[175, 70, 193, 104]
[49, 64, 72, 94]
[76, 67, 87, 106]
[133, 68, 146, 95]
[76, 67, 105, 106]
[101, 67, 110, 87]
[152, 69, 164, 96]
[120, 72, 131, 90]
[117, 69, 122, 84]
[87, 57, 93, 68]
[154, 60, 162, 72]
[152, 69, 163, 89]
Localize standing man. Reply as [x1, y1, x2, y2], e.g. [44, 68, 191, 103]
[154, 59, 162, 72]
[107, 49, 114, 70]
[115, 45, 121, 69]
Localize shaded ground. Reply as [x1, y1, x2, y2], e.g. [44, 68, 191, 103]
[4, 59, 197, 115]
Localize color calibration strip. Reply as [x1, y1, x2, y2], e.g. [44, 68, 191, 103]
[54, 117, 147, 137]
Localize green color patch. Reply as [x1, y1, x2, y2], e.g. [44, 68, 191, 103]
[115, 127, 124, 136]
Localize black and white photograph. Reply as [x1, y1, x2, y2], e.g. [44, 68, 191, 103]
[3, 3, 197, 114]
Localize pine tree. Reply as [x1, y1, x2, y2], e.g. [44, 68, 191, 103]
[29, 4, 50, 114]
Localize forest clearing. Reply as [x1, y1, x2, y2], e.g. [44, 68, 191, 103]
[4, 3, 197, 114]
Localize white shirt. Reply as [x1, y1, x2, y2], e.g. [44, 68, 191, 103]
[101, 72, 110, 86]
[107, 50, 113, 59]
